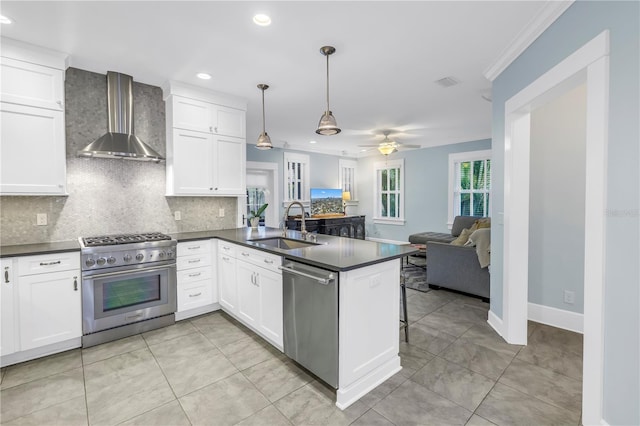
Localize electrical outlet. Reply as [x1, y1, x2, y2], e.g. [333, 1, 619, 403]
[219, 208, 225, 217]
[174, 211, 181, 221]
[36, 213, 47, 226]
[563, 290, 575, 304]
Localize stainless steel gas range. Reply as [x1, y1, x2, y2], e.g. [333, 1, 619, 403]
[79, 232, 177, 347]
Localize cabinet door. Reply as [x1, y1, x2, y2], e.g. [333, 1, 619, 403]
[212, 105, 245, 138]
[257, 268, 283, 348]
[213, 136, 245, 195]
[218, 254, 237, 313]
[171, 128, 214, 195]
[1, 103, 66, 195]
[0, 58, 64, 111]
[236, 260, 259, 328]
[1, 259, 16, 356]
[19, 270, 81, 350]
[177, 279, 213, 312]
[172, 96, 211, 133]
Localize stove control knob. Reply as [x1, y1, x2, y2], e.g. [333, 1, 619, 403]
[123, 254, 132, 262]
[158, 251, 165, 259]
[97, 257, 106, 266]
[135, 253, 144, 261]
[85, 258, 95, 267]
[107, 256, 116, 265]
[167, 251, 174, 258]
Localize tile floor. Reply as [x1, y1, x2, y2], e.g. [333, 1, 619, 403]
[0, 288, 583, 425]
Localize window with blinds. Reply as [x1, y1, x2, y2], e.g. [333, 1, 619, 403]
[339, 159, 357, 200]
[373, 159, 405, 224]
[448, 150, 491, 226]
[283, 152, 310, 201]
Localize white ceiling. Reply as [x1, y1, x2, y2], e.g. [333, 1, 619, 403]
[1, 1, 549, 157]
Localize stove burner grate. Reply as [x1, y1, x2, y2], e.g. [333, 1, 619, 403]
[82, 232, 172, 247]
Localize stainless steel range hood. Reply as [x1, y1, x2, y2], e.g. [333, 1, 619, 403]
[78, 72, 164, 163]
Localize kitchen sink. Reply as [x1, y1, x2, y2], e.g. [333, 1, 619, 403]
[249, 237, 319, 250]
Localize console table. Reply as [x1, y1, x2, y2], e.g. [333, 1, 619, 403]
[286, 215, 366, 240]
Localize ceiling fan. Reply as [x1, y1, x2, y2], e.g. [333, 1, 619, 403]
[358, 131, 421, 156]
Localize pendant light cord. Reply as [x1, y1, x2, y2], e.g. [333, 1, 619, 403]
[261, 88, 266, 133]
[326, 54, 331, 113]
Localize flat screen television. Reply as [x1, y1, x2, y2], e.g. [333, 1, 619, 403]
[310, 188, 343, 216]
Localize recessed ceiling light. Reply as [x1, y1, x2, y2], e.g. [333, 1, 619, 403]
[196, 73, 212, 80]
[253, 14, 271, 26]
[0, 15, 13, 24]
[309, 140, 317, 144]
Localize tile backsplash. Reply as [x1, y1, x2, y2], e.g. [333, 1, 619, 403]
[0, 68, 237, 245]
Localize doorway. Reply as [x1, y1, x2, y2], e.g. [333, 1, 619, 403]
[501, 31, 609, 424]
[246, 161, 279, 228]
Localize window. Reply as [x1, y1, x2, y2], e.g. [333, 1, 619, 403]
[339, 159, 357, 200]
[448, 150, 491, 227]
[373, 159, 405, 224]
[283, 152, 310, 202]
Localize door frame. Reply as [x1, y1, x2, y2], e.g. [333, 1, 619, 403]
[500, 30, 609, 424]
[245, 161, 279, 228]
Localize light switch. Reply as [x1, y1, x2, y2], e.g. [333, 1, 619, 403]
[219, 208, 225, 217]
[36, 213, 47, 226]
[174, 211, 181, 221]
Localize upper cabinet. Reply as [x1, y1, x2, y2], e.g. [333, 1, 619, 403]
[0, 38, 69, 195]
[163, 81, 247, 196]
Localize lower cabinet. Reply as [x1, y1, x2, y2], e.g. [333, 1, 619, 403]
[1, 252, 81, 366]
[176, 240, 218, 320]
[217, 241, 283, 349]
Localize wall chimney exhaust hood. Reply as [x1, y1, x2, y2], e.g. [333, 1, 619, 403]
[78, 72, 165, 163]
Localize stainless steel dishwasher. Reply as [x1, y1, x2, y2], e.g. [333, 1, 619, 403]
[280, 260, 338, 388]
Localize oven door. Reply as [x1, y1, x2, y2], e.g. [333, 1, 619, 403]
[82, 263, 177, 334]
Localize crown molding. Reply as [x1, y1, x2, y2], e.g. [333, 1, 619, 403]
[483, 0, 574, 82]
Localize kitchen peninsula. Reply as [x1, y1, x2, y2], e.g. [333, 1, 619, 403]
[1, 227, 417, 410]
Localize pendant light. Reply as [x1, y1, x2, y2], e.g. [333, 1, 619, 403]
[256, 83, 273, 150]
[316, 46, 341, 135]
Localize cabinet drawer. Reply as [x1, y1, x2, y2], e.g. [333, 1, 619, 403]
[236, 246, 282, 273]
[18, 252, 80, 276]
[177, 253, 212, 270]
[218, 241, 238, 258]
[0, 58, 64, 111]
[177, 266, 212, 285]
[177, 280, 213, 312]
[177, 240, 211, 257]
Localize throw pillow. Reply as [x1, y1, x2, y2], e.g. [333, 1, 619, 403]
[450, 227, 473, 246]
[475, 218, 491, 229]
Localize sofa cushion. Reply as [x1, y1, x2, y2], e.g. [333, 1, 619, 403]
[450, 228, 474, 246]
[408, 231, 455, 245]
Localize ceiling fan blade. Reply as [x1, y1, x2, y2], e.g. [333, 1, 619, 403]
[357, 144, 383, 147]
[397, 144, 421, 149]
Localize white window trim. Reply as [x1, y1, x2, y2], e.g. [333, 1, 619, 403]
[339, 158, 358, 203]
[373, 159, 405, 225]
[447, 149, 491, 228]
[283, 152, 310, 205]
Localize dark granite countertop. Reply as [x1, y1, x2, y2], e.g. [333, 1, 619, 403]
[1, 228, 418, 272]
[171, 227, 418, 272]
[0, 240, 80, 258]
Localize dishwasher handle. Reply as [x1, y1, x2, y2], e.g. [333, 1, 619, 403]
[278, 265, 335, 285]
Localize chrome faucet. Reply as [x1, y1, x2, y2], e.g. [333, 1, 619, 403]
[283, 201, 308, 240]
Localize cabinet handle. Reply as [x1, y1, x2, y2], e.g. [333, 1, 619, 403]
[254, 273, 260, 287]
[222, 256, 230, 261]
[241, 252, 250, 257]
[188, 259, 201, 264]
[4, 269, 9, 284]
[187, 246, 201, 250]
[73, 277, 78, 291]
[56, 100, 63, 108]
[209, 126, 213, 133]
[189, 292, 202, 298]
[223, 246, 230, 251]
[210, 187, 214, 191]
[214, 126, 218, 133]
[40, 260, 61, 266]
[263, 259, 274, 265]
[188, 272, 202, 277]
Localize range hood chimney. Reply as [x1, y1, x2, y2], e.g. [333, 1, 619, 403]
[78, 72, 165, 162]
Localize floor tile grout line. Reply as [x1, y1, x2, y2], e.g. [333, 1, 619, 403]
[512, 350, 584, 383]
[0, 349, 83, 391]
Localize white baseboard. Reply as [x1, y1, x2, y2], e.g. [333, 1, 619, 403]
[365, 237, 410, 245]
[528, 302, 584, 334]
[487, 310, 504, 337]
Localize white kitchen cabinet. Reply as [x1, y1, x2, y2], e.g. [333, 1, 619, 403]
[1, 259, 16, 356]
[0, 40, 68, 196]
[218, 251, 237, 313]
[164, 82, 247, 197]
[15, 252, 81, 352]
[175, 240, 219, 320]
[236, 258, 260, 328]
[256, 267, 283, 347]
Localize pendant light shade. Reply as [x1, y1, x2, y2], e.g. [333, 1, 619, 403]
[256, 84, 273, 150]
[316, 46, 341, 136]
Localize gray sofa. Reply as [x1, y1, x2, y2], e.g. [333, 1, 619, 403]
[408, 216, 490, 301]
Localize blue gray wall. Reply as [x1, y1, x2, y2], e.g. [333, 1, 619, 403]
[491, 2, 639, 424]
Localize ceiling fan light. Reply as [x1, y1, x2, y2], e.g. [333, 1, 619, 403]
[316, 111, 341, 135]
[256, 132, 273, 150]
[378, 144, 397, 156]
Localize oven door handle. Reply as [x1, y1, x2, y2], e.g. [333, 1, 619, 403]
[83, 264, 176, 279]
